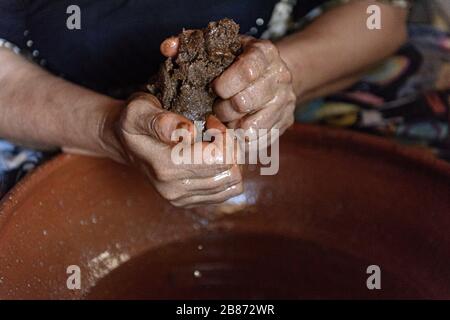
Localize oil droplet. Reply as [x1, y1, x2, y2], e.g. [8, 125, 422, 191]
[193, 270, 202, 278]
[42, 230, 47, 236]
[197, 245, 203, 251]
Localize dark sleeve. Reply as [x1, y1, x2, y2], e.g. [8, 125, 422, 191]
[0, 1, 27, 48]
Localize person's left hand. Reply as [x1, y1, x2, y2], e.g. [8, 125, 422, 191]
[161, 35, 296, 137]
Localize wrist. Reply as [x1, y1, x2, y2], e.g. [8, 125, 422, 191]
[95, 99, 127, 163]
[276, 35, 311, 98]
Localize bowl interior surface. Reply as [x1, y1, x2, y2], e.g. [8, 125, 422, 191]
[0, 125, 449, 299]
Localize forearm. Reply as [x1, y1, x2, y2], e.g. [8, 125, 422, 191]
[277, 0, 408, 97]
[298, 69, 370, 104]
[0, 48, 124, 156]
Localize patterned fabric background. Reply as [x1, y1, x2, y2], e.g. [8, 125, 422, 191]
[295, 0, 450, 160]
[0, 141, 47, 197]
[296, 24, 450, 160]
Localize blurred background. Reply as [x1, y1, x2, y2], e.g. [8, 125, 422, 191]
[295, 0, 450, 160]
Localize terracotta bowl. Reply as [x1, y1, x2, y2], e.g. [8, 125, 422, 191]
[0, 124, 449, 299]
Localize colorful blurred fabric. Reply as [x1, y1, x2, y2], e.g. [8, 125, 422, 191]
[0, 141, 48, 197]
[295, 24, 450, 160]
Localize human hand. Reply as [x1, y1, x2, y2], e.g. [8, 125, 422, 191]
[161, 35, 296, 138]
[101, 93, 243, 208]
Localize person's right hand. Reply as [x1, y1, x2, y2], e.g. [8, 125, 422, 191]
[101, 93, 243, 208]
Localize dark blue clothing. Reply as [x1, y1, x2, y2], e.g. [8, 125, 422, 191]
[0, 0, 326, 97]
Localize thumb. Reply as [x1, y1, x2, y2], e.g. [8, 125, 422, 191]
[124, 93, 194, 145]
[160, 30, 194, 58]
[160, 36, 179, 58]
[149, 111, 194, 145]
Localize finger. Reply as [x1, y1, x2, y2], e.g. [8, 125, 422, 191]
[213, 98, 245, 123]
[239, 35, 257, 47]
[122, 93, 194, 144]
[170, 182, 244, 208]
[226, 101, 294, 153]
[204, 114, 228, 146]
[229, 63, 291, 113]
[205, 114, 227, 133]
[186, 165, 242, 192]
[166, 138, 234, 180]
[158, 166, 242, 201]
[149, 112, 195, 145]
[214, 71, 290, 121]
[205, 115, 242, 164]
[212, 40, 278, 99]
[156, 163, 233, 182]
[127, 91, 163, 105]
[238, 89, 294, 132]
[239, 102, 283, 134]
[160, 36, 179, 57]
[271, 103, 296, 136]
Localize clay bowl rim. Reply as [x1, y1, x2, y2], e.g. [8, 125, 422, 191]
[1, 123, 449, 230]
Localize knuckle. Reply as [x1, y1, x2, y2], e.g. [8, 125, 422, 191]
[155, 169, 174, 183]
[240, 58, 259, 83]
[264, 40, 278, 57]
[231, 171, 243, 184]
[212, 77, 226, 97]
[281, 88, 296, 105]
[161, 190, 176, 201]
[117, 105, 137, 134]
[159, 184, 185, 201]
[254, 40, 278, 59]
[120, 103, 134, 123]
[165, 192, 181, 202]
[170, 200, 185, 208]
[288, 90, 297, 104]
[230, 182, 244, 197]
[214, 102, 238, 122]
[289, 101, 296, 112]
[239, 117, 256, 131]
[277, 69, 292, 84]
[236, 182, 244, 193]
[231, 92, 250, 113]
[287, 114, 295, 127]
[118, 113, 129, 132]
[224, 176, 241, 190]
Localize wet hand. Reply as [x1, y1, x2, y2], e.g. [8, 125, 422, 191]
[103, 93, 243, 208]
[161, 36, 296, 137]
